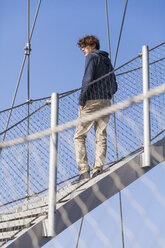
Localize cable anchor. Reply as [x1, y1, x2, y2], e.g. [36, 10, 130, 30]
[24, 42, 31, 55]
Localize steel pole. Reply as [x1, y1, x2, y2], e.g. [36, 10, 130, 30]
[142, 45, 151, 167]
[48, 92, 59, 237]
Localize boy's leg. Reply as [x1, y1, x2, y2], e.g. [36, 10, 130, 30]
[93, 100, 110, 174]
[74, 102, 95, 174]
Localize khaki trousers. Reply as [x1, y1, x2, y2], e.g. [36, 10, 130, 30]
[74, 99, 110, 174]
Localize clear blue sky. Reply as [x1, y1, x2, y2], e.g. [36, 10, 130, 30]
[0, 1, 165, 247]
[0, 0, 164, 110]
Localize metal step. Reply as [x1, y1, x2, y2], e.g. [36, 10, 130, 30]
[1, 181, 79, 216]
[0, 217, 36, 232]
[0, 206, 48, 223]
[0, 216, 46, 247]
[0, 231, 18, 242]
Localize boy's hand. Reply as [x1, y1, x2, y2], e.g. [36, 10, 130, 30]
[79, 105, 84, 111]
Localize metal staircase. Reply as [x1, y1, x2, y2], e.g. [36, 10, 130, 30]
[0, 136, 164, 248]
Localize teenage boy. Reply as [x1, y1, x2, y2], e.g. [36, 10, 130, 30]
[74, 35, 117, 183]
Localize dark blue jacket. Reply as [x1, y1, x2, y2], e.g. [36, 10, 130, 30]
[79, 50, 116, 106]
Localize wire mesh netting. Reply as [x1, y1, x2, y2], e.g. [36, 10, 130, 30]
[0, 43, 165, 247]
[0, 98, 51, 209]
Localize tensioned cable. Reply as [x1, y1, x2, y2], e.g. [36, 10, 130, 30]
[105, 0, 111, 59]
[76, 217, 84, 248]
[0, 101, 30, 114]
[0, 96, 50, 114]
[114, 0, 128, 68]
[116, 56, 165, 76]
[29, 0, 42, 42]
[1, 55, 27, 142]
[149, 41, 165, 52]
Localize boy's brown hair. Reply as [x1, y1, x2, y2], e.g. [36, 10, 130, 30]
[77, 35, 100, 50]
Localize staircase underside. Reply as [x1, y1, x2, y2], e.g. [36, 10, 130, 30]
[1, 137, 165, 248]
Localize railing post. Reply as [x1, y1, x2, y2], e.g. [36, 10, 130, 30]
[142, 45, 151, 167]
[48, 92, 59, 236]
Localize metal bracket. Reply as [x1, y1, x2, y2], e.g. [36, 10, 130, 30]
[140, 152, 144, 167]
[24, 42, 32, 55]
[42, 218, 49, 237]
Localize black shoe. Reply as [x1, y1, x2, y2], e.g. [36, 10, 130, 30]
[71, 171, 90, 185]
[92, 170, 102, 178]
